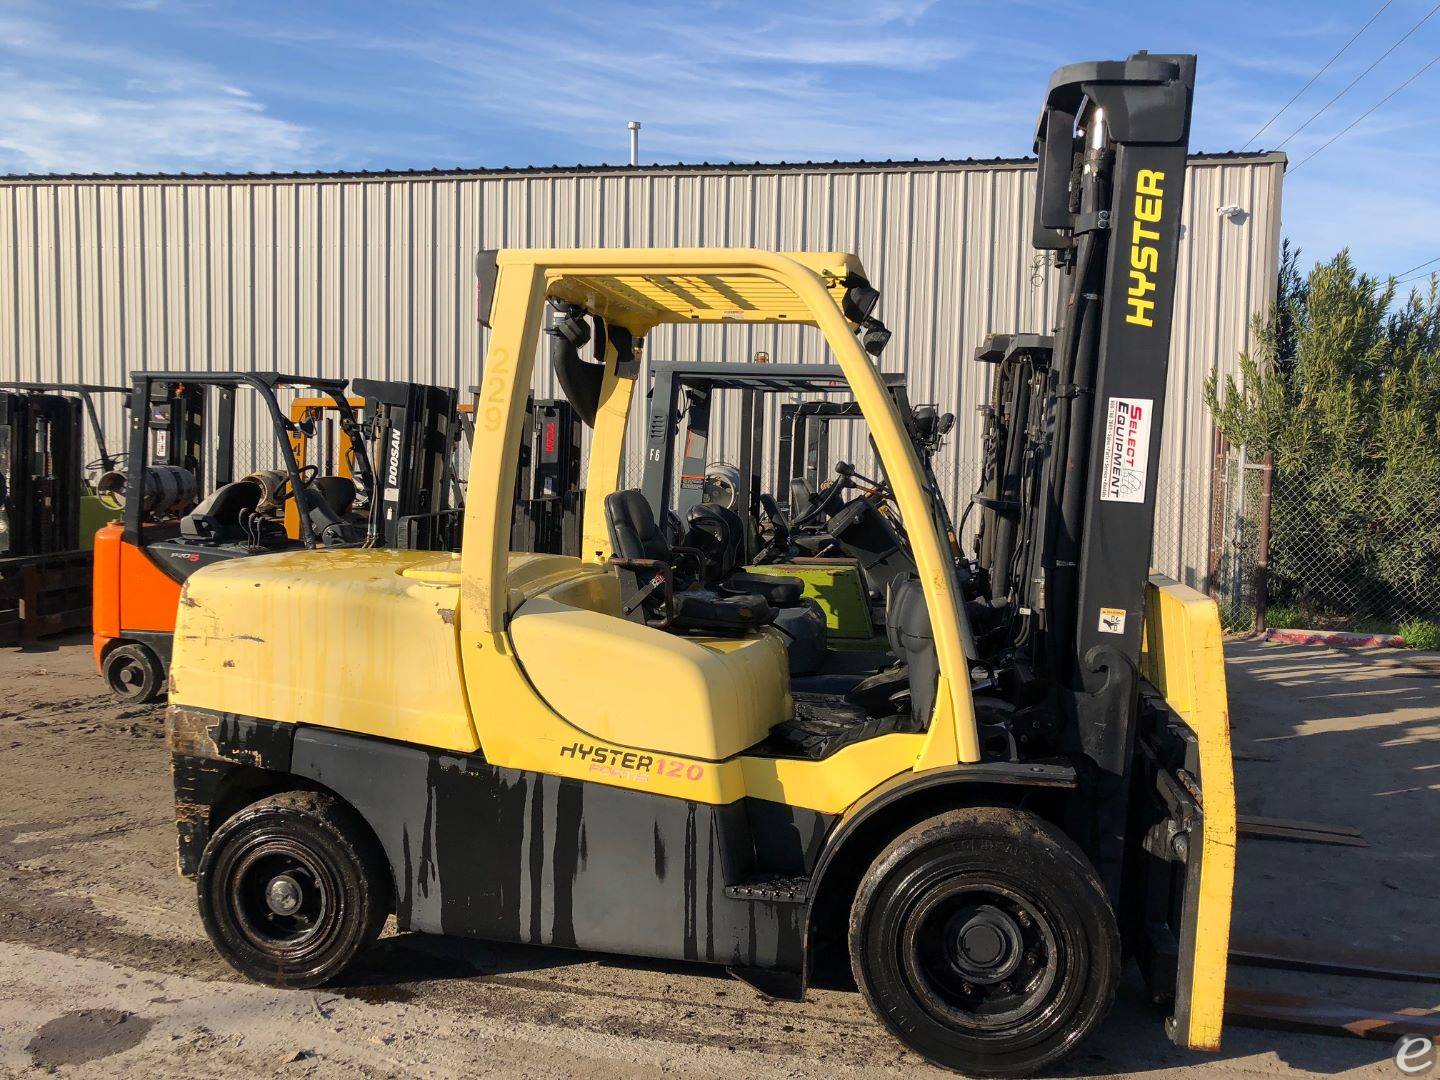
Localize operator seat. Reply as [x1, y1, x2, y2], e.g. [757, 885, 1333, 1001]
[755, 493, 789, 548]
[179, 479, 265, 543]
[683, 504, 807, 603]
[312, 475, 358, 518]
[785, 478, 843, 556]
[790, 477, 820, 520]
[683, 503, 828, 675]
[824, 496, 917, 601]
[604, 490, 774, 635]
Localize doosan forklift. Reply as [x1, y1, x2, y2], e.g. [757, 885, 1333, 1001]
[161, 55, 1232, 1076]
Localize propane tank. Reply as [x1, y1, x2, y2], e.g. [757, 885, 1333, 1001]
[241, 470, 289, 513]
[96, 466, 199, 515]
[701, 463, 742, 510]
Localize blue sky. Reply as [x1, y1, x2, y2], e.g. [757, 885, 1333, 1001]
[2, 0, 1437, 286]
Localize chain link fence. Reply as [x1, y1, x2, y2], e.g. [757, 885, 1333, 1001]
[1210, 448, 1440, 635]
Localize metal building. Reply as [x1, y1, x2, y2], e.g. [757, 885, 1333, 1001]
[0, 153, 1284, 586]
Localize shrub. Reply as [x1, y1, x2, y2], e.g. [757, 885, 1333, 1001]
[1399, 619, 1440, 652]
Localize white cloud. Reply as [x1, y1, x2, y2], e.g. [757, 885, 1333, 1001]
[0, 10, 312, 174]
[0, 72, 310, 174]
[172, 1, 1030, 163]
[401, 9, 1032, 165]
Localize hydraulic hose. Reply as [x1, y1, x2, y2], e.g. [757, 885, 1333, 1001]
[1044, 125, 1114, 686]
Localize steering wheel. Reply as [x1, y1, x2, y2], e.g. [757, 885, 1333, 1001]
[791, 464, 855, 528]
[85, 452, 126, 475]
[273, 464, 319, 505]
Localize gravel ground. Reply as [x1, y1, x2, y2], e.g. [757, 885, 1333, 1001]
[0, 635, 1433, 1078]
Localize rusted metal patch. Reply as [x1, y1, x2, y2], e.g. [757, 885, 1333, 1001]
[166, 706, 220, 759]
[164, 706, 294, 771]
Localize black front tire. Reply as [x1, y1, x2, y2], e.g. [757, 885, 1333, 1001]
[197, 790, 389, 988]
[102, 642, 165, 702]
[849, 807, 1119, 1077]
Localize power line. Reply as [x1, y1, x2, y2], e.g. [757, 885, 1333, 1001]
[1242, 0, 1396, 150]
[1394, 254, 1440, 279]
[1289, 52, 1440, 172]
[1396, 263, 1440, 287]
[1396, 270, 1439, 288]
[1275, 0, 1440, 151]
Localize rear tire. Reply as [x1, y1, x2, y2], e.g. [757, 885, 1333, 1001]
[102, 642, 165, 702]
[197, 790, 389, 988]
[849, 807, 1119, 1077]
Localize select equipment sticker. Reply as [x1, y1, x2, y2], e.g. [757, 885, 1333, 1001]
[1099, 396, 1152, 503]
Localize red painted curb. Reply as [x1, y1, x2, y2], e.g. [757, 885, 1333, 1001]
[1263, 628, 1406, 649]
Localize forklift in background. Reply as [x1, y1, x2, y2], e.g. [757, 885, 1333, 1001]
[510, 394, 584, 556]
[287, 381, 586, 555]
[92, 372, 459, 701]
[284, 392, 365, 540]
[638, 361, 936, 646]
[0, 382, 128, 643]
[162, 54, 1234, 1076]
[350, 379, 461, 550]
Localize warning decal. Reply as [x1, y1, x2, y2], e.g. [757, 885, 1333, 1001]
[1099, 396, 1153, 503]
[1098, 607, 1127, 635]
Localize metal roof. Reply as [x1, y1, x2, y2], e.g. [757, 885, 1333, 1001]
[0, 151, 1286, 185]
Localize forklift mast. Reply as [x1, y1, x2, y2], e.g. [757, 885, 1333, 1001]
[0, 390, 84, 557]
[511, 395, 584, 556]
[351, 379, 459, 550]
[974, 53, 1196, 891]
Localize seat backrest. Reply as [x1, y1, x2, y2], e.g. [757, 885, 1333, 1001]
[180, 479, 263, 541]
[790, 477, 818, 517]
[312, 475, 358, 518]
[755, 492, 790, 558]
[684, 503, 744, 582]
[885, 575, 938, 725]
[605, 489, 671, 563]
[825, 496, 916, 599]
[758, 492, 786, 530]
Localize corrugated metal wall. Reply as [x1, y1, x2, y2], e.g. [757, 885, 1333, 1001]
[0, 155, 1284, 586]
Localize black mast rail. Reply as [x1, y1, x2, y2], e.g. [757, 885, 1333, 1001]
[973, 53, 1196, 896]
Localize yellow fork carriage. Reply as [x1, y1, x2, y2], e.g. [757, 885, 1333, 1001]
[163, 54, 1232, 1076]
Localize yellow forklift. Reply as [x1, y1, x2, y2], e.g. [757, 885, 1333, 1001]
[164, 54, 1231, 1075]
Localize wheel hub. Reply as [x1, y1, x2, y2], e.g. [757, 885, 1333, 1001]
[265, 873, 304, 916]
[947, 904, 1024, 984]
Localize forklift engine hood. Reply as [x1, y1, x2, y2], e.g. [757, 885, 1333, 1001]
[168, 548, 478, 751]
